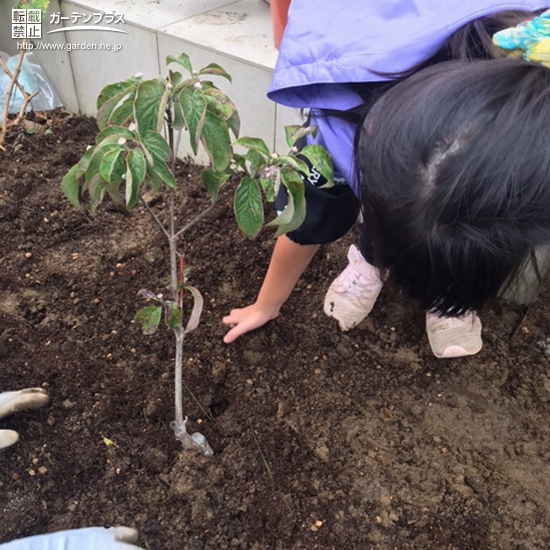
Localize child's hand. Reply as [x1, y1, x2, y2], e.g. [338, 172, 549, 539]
[222, 303, 279, 343]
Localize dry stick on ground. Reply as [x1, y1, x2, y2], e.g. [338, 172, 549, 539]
[0, 39, 40, 150]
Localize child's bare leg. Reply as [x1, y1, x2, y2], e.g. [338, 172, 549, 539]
[223, 235, 319, 343]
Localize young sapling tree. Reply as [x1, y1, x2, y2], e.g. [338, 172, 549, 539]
[62, 53, 332, 456]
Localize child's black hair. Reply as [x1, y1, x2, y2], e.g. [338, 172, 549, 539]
[358, 58, 550, 315]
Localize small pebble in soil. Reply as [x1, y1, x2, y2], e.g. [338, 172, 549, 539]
[142, 519, 159, 535]
[536, 338, 550, 357]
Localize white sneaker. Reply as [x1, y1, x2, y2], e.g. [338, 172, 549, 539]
[426, 311, 483, 358]
[324, 244, 384, 330]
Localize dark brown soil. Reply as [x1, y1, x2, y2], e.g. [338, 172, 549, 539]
[1, 113, 550, 550]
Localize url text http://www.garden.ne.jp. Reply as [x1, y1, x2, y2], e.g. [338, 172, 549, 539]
[16, 41, 123, 52]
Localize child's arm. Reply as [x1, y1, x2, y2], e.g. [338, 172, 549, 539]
[223, 235, 319, 343]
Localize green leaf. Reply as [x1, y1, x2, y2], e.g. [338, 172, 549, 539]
[148, 157, 176, 189]
[201, 112, 233, 171]
[243, 148, 265, 179]
[75, 147, 94, 175]
[141, 131, 172, 163]
[200, 80, 215, 90]
[268, 169, 306, 236]
[168, 70, 183, 88]
[231, 153, 247, 172]
[108, 96, 135, 127]
[85, 143, 121, 185]
[135, 305, 162, 335]
[198, 63, 232, 82]
[272, 154, 310, 175]
[172, 101, 185, 130]
[166, 53, 193, 75]
[97, 80, 135, 109]
[87, 173, 108, 211]
[227, 111, 241, 138]
[140, 131, 177, 189]
[73, 147, 95, 196]
[234, 177, 264, 237]
[61, 164, 81, 208]
[145, 166, 165, 192]
[97, 89, 135, 131]
[99, 146, 125, 184]
[124, 166, 136, 208]
[260, 177, 276, 202]
[165, 302, 183, 330]
[172, 77, 195, 95]
[201, 169, 231, 203]
[127, 148, 147, 185]
[134, 79, 168, 134]
[298, 144, 333, 183]
[284, 124, 317, 149]
[178, 87, 207, 155]
[96, 125, 136, 144]
[125, 149, 147, 208]
[105, 178, 123, 205]
[203, 87, 237, 120]
[234, 136, 270, 157]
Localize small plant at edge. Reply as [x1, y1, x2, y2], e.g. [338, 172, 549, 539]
[0, 0, 50, 149]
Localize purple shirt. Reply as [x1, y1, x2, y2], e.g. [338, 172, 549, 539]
[268, 0, 550, 192]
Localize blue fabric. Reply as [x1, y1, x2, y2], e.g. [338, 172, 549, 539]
[306, 112, 357, 192]
[268, 0, 550, 108]
[268, 0, 550, 195]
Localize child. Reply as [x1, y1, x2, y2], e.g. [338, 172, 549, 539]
[223, 1, 550, 357]
[357, 56, 550, 353]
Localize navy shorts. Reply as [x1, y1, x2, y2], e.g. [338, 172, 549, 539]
[275, 180, 360, 245]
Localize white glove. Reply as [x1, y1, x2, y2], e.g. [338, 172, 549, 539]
[0, 526, 141, 550]
[0, 388, 50, 450]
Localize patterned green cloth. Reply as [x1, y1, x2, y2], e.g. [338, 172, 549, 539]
[492, 10, 550, 67]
